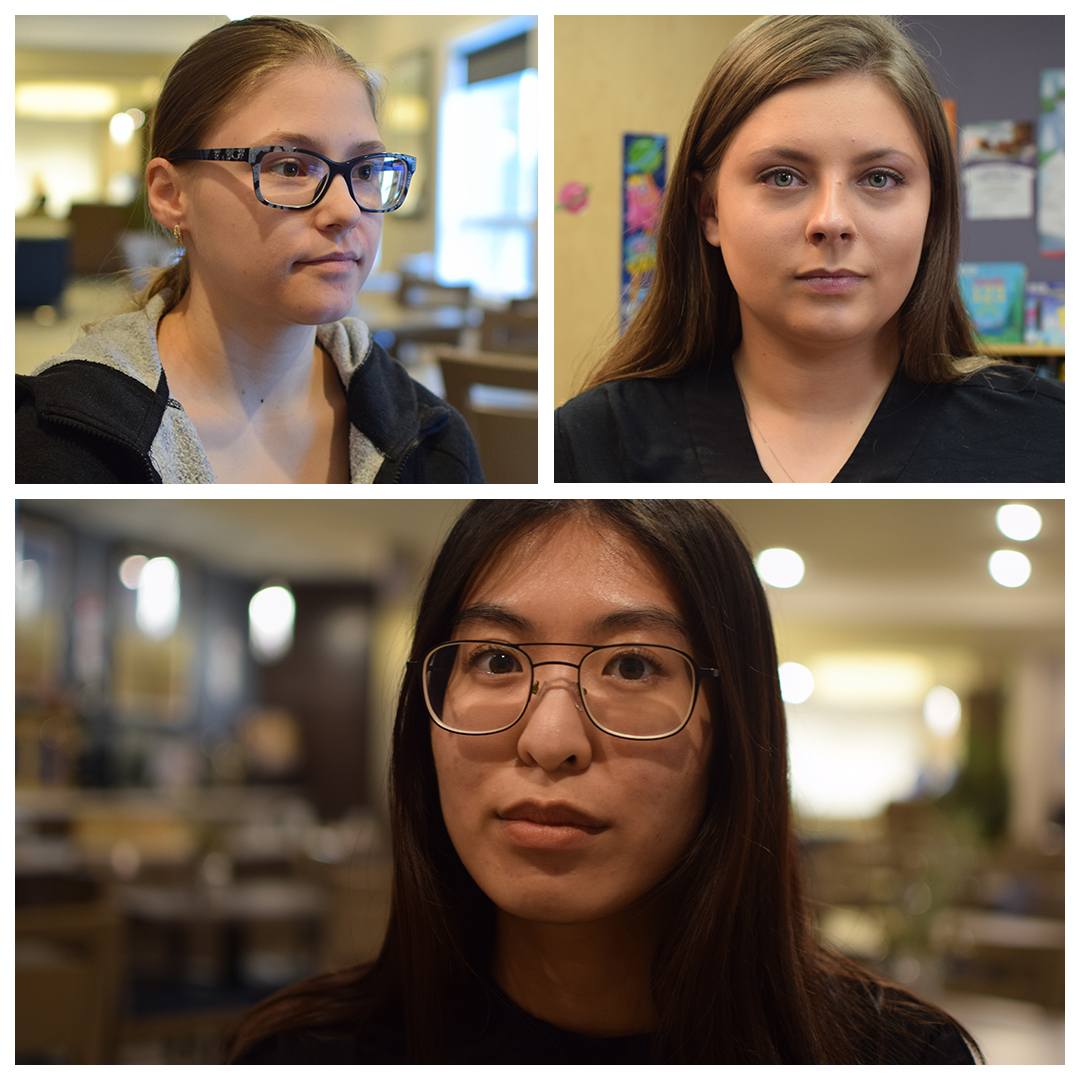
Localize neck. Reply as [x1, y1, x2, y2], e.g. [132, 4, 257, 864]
[158, 284, 323, 416]
[733, 319, 900, 418]
[732, 320, 900, 483]
[492, 905, 659, 1038]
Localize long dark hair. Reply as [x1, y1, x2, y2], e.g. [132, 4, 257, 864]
[225, 501, 976, 1063]
[583, 16, 989, 392]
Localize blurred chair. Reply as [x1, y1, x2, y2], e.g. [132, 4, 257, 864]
[321, 860, 392, 970]
[68, 203, 133, 275]
[480, 310, 539, 355]
[16, 894, 123, 1064]
[396, 272, 471, 311]
[437, 348, 538, 484]
[15, 217, 71, 309]
[508, 295, 539, 318]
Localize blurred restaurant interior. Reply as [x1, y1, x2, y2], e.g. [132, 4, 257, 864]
[13, 497, 1065, 1064]
[14, 15, 539, 483]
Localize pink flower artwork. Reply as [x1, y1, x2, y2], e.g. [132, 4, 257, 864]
[557, 181, 590, 214]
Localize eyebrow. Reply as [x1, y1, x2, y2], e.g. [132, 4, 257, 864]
[451, 603, 692, 643]
[751, 145, 917, 166]
[259, 131, 386, 157]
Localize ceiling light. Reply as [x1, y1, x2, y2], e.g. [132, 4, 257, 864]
[779, 661, 814, 704]
[756, 547, 804, 588]
[988, 549, 1031, 588]
[16, 82, 119, 120]
[995, 503, 1042, 541]
[924, 685, 961, 737]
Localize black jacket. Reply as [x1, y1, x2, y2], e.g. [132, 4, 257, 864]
[16, 302, 483, 484]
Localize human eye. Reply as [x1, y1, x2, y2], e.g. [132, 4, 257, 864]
[600, 646, 669, 685]
[264, 152, 322, 180]
[759, 167, 805, 189]
[861, 168, 905, 190]
[463, 643, 525, 677]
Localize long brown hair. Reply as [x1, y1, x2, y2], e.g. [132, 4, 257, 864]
[225, 500, 977, 1063]
[584, 16, 987, 392]
[140, 16, 378, 313]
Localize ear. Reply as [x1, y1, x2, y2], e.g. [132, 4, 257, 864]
[145, 157, 187, 233]
[691, 170, 722, 249]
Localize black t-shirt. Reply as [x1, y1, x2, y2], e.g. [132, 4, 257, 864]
[234, 980, 975, 1064]
[554, 360, 1064, 483]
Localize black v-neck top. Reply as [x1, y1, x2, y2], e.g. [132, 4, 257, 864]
[554, 360, 1064, 483]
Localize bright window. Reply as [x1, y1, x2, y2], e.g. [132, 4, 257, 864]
[436, 24, 537, 300]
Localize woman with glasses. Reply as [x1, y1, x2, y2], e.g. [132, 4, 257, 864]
[554, 16, 1063, 483]
[226, 500, 978, 1064]
[16, 17, 482, 484]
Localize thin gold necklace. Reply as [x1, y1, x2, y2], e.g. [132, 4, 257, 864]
[745, 409, 798, 483]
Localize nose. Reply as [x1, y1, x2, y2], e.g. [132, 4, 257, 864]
[805, 177, 857, 245]
[315, 172, 365, 230]
[516, 670, 594, 773]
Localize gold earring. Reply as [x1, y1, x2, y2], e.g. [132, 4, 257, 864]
[173, 225, 183, 246]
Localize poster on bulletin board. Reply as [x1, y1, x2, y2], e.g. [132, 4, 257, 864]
[1037, 68, 1065, 257]
[620, 134, 666, 331]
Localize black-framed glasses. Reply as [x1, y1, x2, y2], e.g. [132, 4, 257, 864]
[166, 146, 417, 212]
[416, 641, 720, 741]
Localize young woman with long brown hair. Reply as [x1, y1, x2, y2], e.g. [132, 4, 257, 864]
[16, 17, 482, 484]
[554, 16, 1063, 483]
[225, 500, 979, 1064]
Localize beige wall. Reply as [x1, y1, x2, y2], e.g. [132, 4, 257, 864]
[554, 15, 759, 405]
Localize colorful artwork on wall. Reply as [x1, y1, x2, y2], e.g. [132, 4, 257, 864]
[620, 134, 666, 330]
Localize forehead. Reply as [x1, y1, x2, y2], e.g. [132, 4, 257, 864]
[207, 62, 377, 143]
[459, 519, 684, 623]
[731, 73, 925, 155]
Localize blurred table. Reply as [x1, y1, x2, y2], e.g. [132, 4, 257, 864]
[119, 878, 326, 987]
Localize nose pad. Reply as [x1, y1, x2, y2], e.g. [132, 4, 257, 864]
[530, 676, 583, 709]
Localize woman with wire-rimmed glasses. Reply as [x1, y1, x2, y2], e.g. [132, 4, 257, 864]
[16, 17, 483, 485]
[226, 499, 979, 1064]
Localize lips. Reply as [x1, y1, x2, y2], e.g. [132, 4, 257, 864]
[796, 268, 865, 279]
[796, 268, 866, 294]
[300, 252, 361, 265]
[499, 801, 606, 829]
[498, 801, 608, 850]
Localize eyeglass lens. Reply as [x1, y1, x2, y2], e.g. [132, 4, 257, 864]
[423, 642, 697, 738]
[258, 151, 408, 209]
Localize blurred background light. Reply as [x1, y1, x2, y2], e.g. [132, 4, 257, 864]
[249, 584, 296, 664]
[989, 549, 1031, 588]
[996, 503, 1042, 541]
[756, 547, 805, 588]
[108, 110, 136, 146]
[16, 81, 119, 119]
[119, 554, 148, 590]
[135, 557, 180, 639]
[924, 684, 962, 737]
[814, 653, 932, 706]
[779, 661, 814, 704]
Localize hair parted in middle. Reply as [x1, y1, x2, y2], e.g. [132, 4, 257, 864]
[224, 499, 978, 1064]
[583, 15, 986, 394]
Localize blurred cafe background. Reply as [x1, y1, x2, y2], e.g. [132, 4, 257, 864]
[14, 15, 539, 483]
[14, 498, 1065, 1064]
